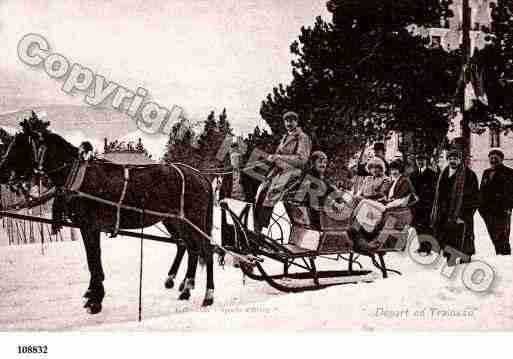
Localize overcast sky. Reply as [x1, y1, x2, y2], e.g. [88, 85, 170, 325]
[0, 0, 330, 134]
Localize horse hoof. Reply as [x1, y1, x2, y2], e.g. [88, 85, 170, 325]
[202, 298, 214, 307]
[83, 298, 92, 308]
[86, 302, 102, 315]
[164, 277, 174, 289]
[83, 298, 102, 314]
[178, 290, 191, 301]
[178, 279, 194, 292]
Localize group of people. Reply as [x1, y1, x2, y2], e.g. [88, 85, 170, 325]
[254, 111, 513, 264]
[412, 147, 513, 262]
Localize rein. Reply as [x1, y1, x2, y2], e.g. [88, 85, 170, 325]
[191, 161, 270, 176]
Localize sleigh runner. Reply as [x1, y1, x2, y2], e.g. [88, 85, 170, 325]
[218, 193, 413, 292]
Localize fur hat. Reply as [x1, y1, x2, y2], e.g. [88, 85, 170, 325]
[366, 156, 386, 173]
[310, 150, 327, 162]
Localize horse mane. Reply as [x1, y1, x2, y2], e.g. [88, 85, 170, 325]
[44, 132, 78, 156]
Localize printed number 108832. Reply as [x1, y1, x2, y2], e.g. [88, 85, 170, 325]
[17, 345, 48, 354]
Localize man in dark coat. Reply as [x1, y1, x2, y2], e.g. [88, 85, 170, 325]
[479, 149, 513, 255]
[431, 149, 479, 265]
[410, 154, 438, 255]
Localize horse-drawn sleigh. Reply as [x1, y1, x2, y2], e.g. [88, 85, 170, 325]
[218, 173, 413, 293]
[0, 118, 413, 316]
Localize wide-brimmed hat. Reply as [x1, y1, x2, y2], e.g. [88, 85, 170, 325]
[366, 156, 386, 173]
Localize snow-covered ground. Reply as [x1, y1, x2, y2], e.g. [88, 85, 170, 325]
[1, 203, 512, 331]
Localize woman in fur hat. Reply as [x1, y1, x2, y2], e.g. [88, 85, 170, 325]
[354, 156, 391, 202]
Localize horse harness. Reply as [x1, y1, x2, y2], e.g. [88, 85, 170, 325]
[62, 160, 187, 237]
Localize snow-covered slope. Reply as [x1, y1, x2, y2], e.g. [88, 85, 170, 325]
[0, 207, 512, 331]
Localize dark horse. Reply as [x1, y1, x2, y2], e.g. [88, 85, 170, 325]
[0, 123, 215, 314]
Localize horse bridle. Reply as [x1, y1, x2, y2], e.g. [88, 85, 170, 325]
[7, 133, 70, 199]
[29, 134, 47, 177]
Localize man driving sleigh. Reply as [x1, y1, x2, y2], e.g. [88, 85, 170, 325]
[254, 111, 312, 232]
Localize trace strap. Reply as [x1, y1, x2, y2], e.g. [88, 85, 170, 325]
[112, 167, 130, 237]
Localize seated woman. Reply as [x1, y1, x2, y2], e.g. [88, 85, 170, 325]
[383, 159, 416, 209]
[285, 151, 341, 227]
[351, 159, 416, 250]
[353, 156, 390, 202]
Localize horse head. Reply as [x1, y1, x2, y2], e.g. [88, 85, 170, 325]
[0, 119, 78, 189]
[0, 131, 35, 185]
[30, 130, 79, 187]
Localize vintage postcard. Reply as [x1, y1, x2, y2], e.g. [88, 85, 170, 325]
[1, 0, 513, 356]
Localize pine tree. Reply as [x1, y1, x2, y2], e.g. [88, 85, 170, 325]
[0, 128, 13, 157]
[260, 1, 459, 165]
[217, 108, 232, 136]
[163, 118, 200, 167]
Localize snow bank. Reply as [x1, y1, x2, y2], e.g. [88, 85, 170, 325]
[0, 209, 512, 331]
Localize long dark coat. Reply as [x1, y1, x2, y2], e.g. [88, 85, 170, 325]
[479, 164, 513, 215]
[431, 166, 479, 256]
[410, 168, 437, 230]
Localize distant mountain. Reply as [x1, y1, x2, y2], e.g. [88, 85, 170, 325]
[0, 105, 138, 140]
[0, 105, 172, 159]
[0, 104, 265, 160]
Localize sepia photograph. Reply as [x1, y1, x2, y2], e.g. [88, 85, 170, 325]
[1, 0, 513, 356]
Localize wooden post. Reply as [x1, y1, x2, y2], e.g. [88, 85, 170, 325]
[138, 203, 144, 322]
[461, 0, 472, 166]
[39, 178, 45, 255]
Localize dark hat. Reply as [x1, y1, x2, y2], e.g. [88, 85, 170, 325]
[310, 150, 328, 162]
[446, 149, 462, 159]
[389, 159, 405, 173]
[488, 148, 504, 159]
[282, 111, 299, 122]
[415, 153, 427, 160]
[373, 142, 385, 152]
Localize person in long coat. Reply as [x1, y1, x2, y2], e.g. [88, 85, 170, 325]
[410, 153, 438, 254]
[479, 149, 513, 255]
[254, 111, 312, 231]
[431, 149, 479, 264]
